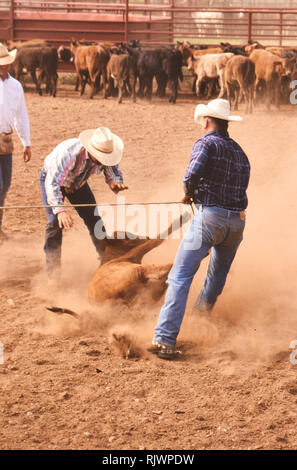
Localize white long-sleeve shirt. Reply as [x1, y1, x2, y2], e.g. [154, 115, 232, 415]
[0, 74, 31, 147]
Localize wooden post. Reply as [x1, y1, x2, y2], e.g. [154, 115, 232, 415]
[248, 12, 252, 43]
[170, 0, 175, 44]
[148, 8, 151, 43]
[124, 0, 129, 43]
[279, 11, 283, 47]
[9, 0, 15, 41]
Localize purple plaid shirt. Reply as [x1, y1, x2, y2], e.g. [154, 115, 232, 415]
[183, 130, 250, 211]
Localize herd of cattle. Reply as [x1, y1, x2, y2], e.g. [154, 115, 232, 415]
[4, 38, 297, 111]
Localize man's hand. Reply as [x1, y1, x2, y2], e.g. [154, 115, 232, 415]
[109, 182, 128, 194]
[181, 194, 193, 205]
[57, 211, 73, 230]
[23, 146, 31, 163]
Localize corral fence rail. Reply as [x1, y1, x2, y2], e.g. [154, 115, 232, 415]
[1, 1, 297, 46]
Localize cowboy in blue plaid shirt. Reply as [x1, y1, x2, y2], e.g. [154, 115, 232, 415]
[151, 99, 250, 360]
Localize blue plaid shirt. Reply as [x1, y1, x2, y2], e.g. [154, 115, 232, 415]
[183, 130, 250, 211]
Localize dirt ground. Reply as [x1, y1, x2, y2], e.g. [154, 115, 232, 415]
[0, 82, 297, 450]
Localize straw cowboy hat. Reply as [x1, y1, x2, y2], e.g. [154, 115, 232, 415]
[79, 127, 124, 166]
[194, 99, 243, 122]
[0, 43, 17, 66]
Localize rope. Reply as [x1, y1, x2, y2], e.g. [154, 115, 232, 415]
[0, 201, 189, 210]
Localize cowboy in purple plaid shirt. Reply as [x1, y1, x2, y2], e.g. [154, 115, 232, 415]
[183, 130, 250, 211]
[151, 99, 250, 360]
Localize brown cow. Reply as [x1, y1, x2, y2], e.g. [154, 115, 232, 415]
[106, 53, 136, 104]
[71, 41, 110, 99]
[192, 47, 224, 57]
[224, 55, 255, 114]
[265, 46, 297, 58]
[176, 41, 223, 66]
[250, 49, 291, 109]
[265, 47, 285, 57]
[6, 39, 50, 50]
[245, 42, 265, 55]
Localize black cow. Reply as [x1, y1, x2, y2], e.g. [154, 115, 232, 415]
[12, 46, 58, 97]
[176, 40, 207, 51]
[58, 45, 74, 62]
[127, 39, 141, 49]
[156, 49, 183, 103]
[220, 42, 248, 56]
[121, 43, 141, 80]
[282, 49, 297, 59]
[137, 48, 183, 103]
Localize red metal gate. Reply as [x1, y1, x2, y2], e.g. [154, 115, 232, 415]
[0, 1, 172, 44]
[1, 1, 297, 46]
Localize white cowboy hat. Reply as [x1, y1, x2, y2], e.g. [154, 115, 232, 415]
[0, 43, 17, 66]
[194, 99, 243, 122]
[79, 127, 124, 166]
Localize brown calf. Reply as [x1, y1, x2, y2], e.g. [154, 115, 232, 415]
[87, 214, 189, 304]
[176, 41, 223, 66]
[47, 214, 191, 314]
[6, 39, 50, 50]
[106, 53, 136, 104]
[245, 42, 265, 55]
[265, 47, 284, 57]
[224, 55, 255, 114]
[250, 49, 288, 109]
[71, 41, 110, 99]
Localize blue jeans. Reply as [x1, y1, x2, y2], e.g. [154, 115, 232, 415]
[40, 168, 106, 278]
[0, 154, 12, 230]
[154, 205, 246, 347]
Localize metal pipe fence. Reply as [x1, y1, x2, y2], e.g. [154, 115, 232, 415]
[1, 1, 297, 45]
